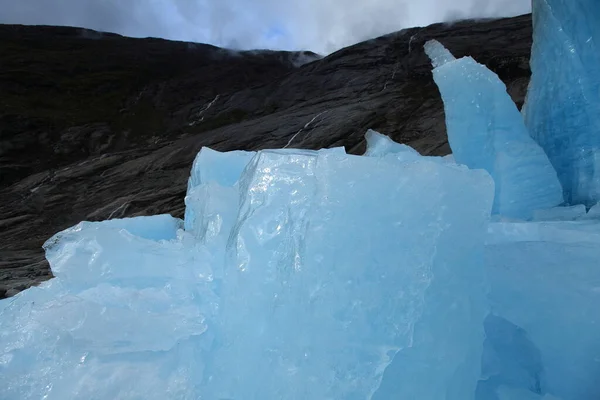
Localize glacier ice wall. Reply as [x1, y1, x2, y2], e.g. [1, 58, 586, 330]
[523, 0, 600, 205]
[425, 39, 563, 220]
[189, 147, 494, 400]
[485, 221, 600, 400]
[0, 141, 494, 400]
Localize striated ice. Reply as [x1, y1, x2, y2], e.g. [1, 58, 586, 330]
[425, 39, 563, 220]
[485, 220, 600, 400]
[0, 137, 494, 400]
[184, 146, 346, 233]
[203, 149, 493, 399]
[185, 182, 238, 244]
[523, 0, 600, 205]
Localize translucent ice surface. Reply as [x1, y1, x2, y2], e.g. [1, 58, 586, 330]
[184, 146, 346, 233]
[213, 150, 493, 400]
[0, 139, 494, 400]
[364, 129, 420, 159]
[523, 0, 600, 205]
[485, 220, 600, 400]
[425, 39, 563, 220]
[0, 215, 213, 400]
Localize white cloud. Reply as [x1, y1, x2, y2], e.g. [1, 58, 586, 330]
[0, 0, 531, 54]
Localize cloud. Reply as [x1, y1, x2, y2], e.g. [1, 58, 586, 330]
[0, 0, 531, 54]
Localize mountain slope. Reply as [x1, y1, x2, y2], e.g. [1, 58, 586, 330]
[0, 15, 532, 298]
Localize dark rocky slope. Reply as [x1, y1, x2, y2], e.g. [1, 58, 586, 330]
[0, 15, 532, 298]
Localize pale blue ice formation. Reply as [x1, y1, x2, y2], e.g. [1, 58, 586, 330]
[484, 221, 600, 400]
[0, 139, 494, 400]
[425, 39, 563, 220]
[210, 149, 492, 400]
[364, 129, 420, 159]
[0, 215, 213, 400]
[523, 0, 600, 206]
[184, 146, 346, 235]
[425, 40, 456, 68]
[364, 129, 455, 166]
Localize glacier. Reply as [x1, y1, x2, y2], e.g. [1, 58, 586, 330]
[484, 220, 600, 400]
[424, 39, 563, 220]
[1, 145, 494, 400]
[523, 0, 600, 206]
[2, 0, 600, 399]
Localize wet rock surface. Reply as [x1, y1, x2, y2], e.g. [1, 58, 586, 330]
[0, 15, 532, 297]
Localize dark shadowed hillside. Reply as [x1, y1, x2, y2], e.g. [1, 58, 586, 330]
[0, 14, 532, 297]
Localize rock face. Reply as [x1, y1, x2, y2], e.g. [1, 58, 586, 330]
[0, 15, 533, 297]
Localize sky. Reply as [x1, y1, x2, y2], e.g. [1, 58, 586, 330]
[0, 0, 531, 54]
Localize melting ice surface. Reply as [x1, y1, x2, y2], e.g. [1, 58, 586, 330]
[424, 39, 563, 220]
[523, 0, 600, 205]
[1, 144, 494, 400]
[483, 221, 600, 400]
[2, 0, 600, 399]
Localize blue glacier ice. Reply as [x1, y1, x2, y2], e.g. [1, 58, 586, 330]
[364, 129, 456, 166]
[523, 0, 600, 206]
[186, 146, 346, 192]
[484, 220, 600, 400]
[0, 139, 494, 400]
[476, 314, 545, 400]
[364, 129, 420, 159]
[0, 215, 213, 400]
[424, 39, 563, 220]
[184, 146, 347, 236]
